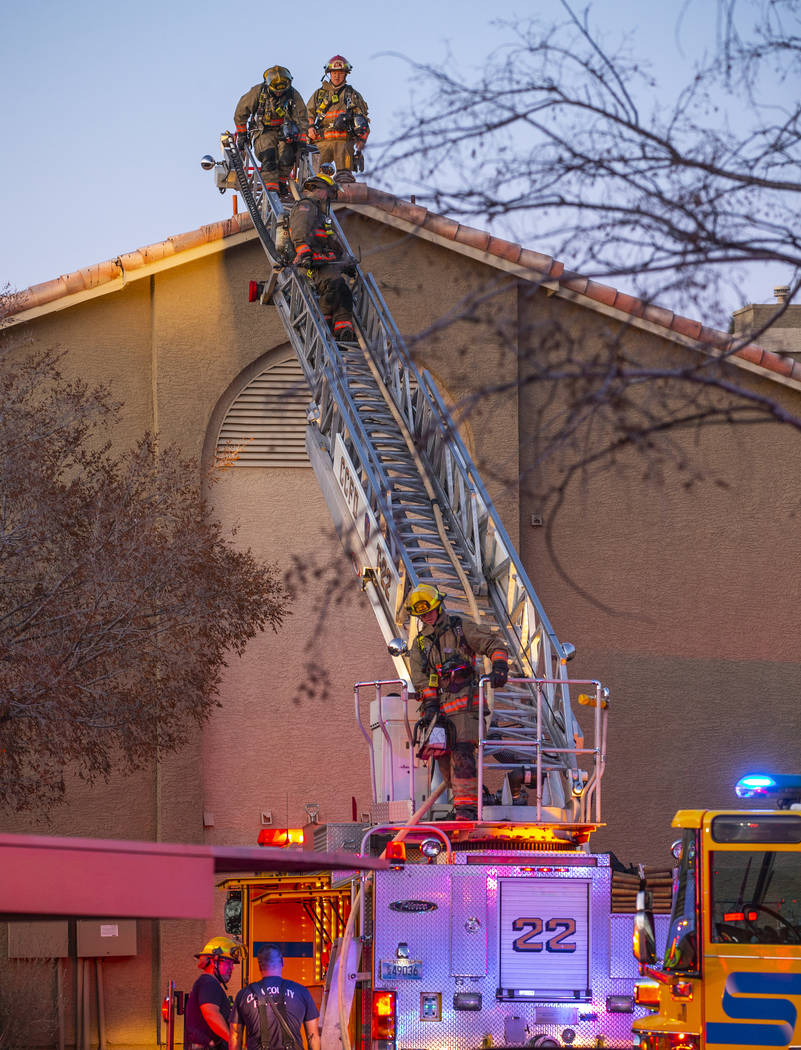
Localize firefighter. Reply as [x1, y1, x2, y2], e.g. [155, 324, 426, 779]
[289, 173, 357, 343]
[234, 66, 308, 196]
[229, 943, 320, 1050]
[306, 55, 369, 172]
[184, 935, 243, 1049]
[407, 583, 509, 820]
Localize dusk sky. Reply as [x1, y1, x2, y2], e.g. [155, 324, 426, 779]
[1, 0, 790, 310]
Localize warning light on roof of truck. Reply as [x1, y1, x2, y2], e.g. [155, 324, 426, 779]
[735, 773, 801, 807]
[385, 841, 407, 864]
[257, 828, 304, 847]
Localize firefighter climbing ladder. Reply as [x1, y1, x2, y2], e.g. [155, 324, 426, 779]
[209, 135, 606, 823]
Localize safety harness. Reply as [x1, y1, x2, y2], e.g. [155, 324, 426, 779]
[253, 87, 298, 130]
[256, 980, 300, 1050]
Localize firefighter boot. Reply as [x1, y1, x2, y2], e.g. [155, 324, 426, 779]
[333, 318, 357, 344]
[451, 743, 479, 820]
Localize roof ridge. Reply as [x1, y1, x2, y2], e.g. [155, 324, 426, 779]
[10, 184, 799, 386]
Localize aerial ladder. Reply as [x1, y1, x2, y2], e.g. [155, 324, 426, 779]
[202, 137, 608, 828]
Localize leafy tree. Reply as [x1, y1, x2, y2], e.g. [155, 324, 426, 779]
[0, 347, 289, 813]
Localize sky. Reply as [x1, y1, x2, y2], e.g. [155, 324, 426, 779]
[0, 0, 788, 311]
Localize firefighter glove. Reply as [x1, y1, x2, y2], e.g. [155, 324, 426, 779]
[294, 250, 313, 269]
[235, 131, 248, 151]
[490, 659, 509, 688]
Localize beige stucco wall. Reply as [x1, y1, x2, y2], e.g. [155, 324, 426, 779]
[3, 205, 801, 1045]
[0, 212, 524, 1047]
[516, 291, 801, 863]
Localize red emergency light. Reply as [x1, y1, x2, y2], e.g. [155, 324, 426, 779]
[257, 828, 304, 848]
[386, 839, 407, 865]
[371, 990, 396, 1040]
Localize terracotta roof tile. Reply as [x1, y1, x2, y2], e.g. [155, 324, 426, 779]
[517, 248, 557, 275]
[699, 326, 732, 351]
[613, 291, 644, 317]
[454, 224, 491, 252]
[585, 281, 618, 308]
[341, 183, 369, 204]
[10, 181, 798, 390]
[671, 314, 703, 340]
[761, 349, 793, 377]
[422, 212, 460, 240]
[561, 274, 590, 295]
[735, 344, 764, 366]
[388, 198, 429, 225]
[487, 237, 522, 264]
[643, 303, 674, 329]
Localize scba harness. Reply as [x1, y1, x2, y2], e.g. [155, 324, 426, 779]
[256, 981, 300, 1050]
[412, 617, 478, 758]
[253, 87, 300, 139]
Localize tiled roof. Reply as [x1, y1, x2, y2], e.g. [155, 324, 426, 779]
[8, 185, 799, 387]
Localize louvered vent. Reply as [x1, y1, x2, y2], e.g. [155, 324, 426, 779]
[216, 356, 310, 467]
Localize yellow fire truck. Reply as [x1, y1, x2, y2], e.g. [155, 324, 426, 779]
[632, 774, 801, 1050]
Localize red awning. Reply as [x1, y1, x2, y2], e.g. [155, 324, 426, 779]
[0, 833, 383, 919]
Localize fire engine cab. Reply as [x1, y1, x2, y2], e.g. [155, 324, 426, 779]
[632, 774, 801, 1050]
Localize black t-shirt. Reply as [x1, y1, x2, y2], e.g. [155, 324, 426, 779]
[230, 977, 318, 1050]
[184, 973, 232, 1046]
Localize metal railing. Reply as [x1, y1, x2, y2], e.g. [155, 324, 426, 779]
[214, 135, 594, 817]
[355, 676, 608, 825]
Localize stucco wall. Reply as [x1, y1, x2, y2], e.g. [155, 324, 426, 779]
[516, 291, 801, 863]
[4, 207, 801, 1044]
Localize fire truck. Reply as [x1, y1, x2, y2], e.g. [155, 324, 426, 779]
[189, 139, 672, 1049]
[631, 774, 801, 1050]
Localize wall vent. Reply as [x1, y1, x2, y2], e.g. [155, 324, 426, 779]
[216, 356, 310, 467]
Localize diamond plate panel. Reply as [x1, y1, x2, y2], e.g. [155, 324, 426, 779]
[370, 858, 659, 1048]
[610, 913, 671, 978]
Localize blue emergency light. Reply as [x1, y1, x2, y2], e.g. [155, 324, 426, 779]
[736, 773, 801, 807]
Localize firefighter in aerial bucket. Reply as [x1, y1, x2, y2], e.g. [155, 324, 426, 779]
[306, 55, 369, 172]
[234, 65, 308, 197]
[407, 584, 509, 820]
[289, 172, 357, 343]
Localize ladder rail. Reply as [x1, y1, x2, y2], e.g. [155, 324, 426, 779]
[217, 136, 587, 804]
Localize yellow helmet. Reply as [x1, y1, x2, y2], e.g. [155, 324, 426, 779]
[195, 935, 243, 964]
[302, 173, 338, 197]
[264, 65, 292, 92]
[406, 583, 444, 616]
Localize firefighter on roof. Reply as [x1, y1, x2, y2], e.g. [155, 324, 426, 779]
[234, 65, 308, 196]
[306, 55, 369, 172]
[407, 584, 509, 821]
[184, 935, 242, 1049]
[289, 173, 357, 343]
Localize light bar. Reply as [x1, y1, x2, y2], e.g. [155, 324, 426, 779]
[735, 773, 801, 807]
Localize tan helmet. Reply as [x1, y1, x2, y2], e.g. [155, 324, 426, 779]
[406, 583, 444, 617]
[195, 935, 243, 965]
[325, 55, 352, 75]
[263, 65, 292, 93]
